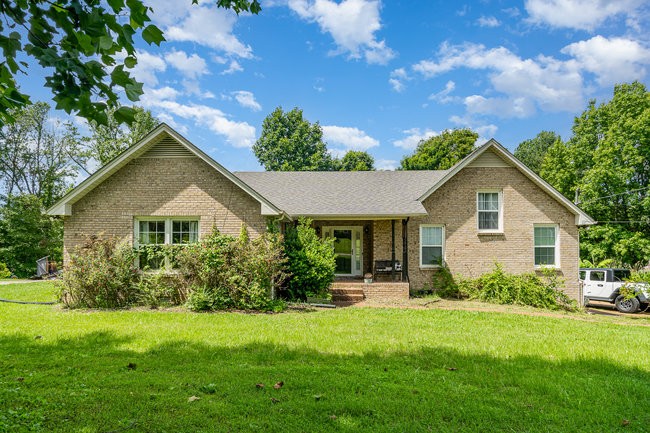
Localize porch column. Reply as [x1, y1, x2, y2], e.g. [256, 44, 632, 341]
[391, 219, 396, 281]
[402, 218, 409, 282]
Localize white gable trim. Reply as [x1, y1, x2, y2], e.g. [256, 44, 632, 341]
[46, 124, 284, 217]
[417, 139, 595, 226]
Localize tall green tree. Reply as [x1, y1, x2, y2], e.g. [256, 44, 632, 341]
[338, 150, 375, 171]
[514, 131, 561, 174]
[253, 107, 334, 171]
[85, 106, 158, 166]
[0, 0, 260, 127]
[541, 81, 650, 267]
[400, 129, 478, 170]
[0, 102, 83, 207]
[0, 194, 62, 277]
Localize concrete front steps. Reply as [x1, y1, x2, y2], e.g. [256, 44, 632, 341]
[330, 280, 410, 307]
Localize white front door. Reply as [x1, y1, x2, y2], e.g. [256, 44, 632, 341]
[324, 226, 363, 276]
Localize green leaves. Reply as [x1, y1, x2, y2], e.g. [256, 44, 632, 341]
[142, 25, 165, 46]
[400, 128, 478, 170]
[253, 107, 333, 171]
[540, 82, 650, 268]
[0, 0, 262, 128]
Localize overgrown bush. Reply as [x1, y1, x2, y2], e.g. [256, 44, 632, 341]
[0, 262, 11, 279]
[135, 272, 187, 308]
[283, 218, 336, 300]
[433, 263, 576, 311]
[57, 235, 139, 308]
[177, 226, 287, 312]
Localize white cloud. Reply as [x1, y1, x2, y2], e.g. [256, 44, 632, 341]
[288, 0, 395, 64]
[376, 159, 397, 170]
[464, 95, 536, 118]
[131, 51, 166, 86]
[477, 16, 500, 27]
[561, 36, 650, 85]
[141, 89, 256, 148]
[412, 42, 584, 115]
[392, 128, 437, 150]
[164, 50, 209, 79]
[429, 80, 456, 103]
[389, 68, 408, 92]
[322, 125, 379, 151]
[232, 91, 262, 111]
[221, 60, 244, 75]
[524, 0, 645, 31]
[164, 4, 253, 58]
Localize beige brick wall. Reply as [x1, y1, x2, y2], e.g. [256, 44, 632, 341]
[407, 166, 580, 300]
[63, 157, 267, 263]
[373, 220, 403, 267]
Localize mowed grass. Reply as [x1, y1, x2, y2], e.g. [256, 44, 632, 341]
[1, 282, 649, 432]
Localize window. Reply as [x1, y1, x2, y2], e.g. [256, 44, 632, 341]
[135, 218, 199, 269]
[534, 225, 558, 267]
[477, 191, 502, 231]
[590, 271, 605, 282]
[420, 225, 444, 267]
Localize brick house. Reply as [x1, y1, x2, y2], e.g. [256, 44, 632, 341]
[48, 124, 594, 302]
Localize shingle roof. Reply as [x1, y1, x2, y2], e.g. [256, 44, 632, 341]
[234, 170, 448, 218]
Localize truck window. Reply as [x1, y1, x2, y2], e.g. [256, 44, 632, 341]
[590, 271, 605, 282]
[613, 270, 630, 282]
[579, 271, 586, 281]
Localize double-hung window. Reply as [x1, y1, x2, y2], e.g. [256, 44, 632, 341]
[420, 225, 444, 267]
[477, 191, 502, 232]
[135, 218, 199, 269]
[534, 224, 558, 267]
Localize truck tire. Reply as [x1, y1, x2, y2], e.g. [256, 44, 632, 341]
[614, 295, 640, 313]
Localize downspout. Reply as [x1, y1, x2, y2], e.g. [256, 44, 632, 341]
[391, 219, 396, 281]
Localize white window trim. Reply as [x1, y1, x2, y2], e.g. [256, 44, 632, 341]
[533, 223, 560, 269]
[476, 189, 503, 234]
[420, 224, 445, 268]
[134, 217, 200, 269]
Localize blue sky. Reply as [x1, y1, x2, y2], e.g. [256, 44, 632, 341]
[19, 0, 650, 171]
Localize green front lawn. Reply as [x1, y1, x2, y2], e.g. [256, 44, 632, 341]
[1, 282, 649, 432]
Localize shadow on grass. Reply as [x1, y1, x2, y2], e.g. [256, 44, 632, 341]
[1, 331, 649, 432]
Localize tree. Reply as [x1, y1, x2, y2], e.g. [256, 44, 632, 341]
[0, 0, 261, 127]
[253, 107, 334, 171]
[338, 150, 375, 171]
[514, 131, 561, 174]
[0, 102, 83, 207]
[540, 81, 650, 267]
[85, 106, 158, 166]
[0, 194, 62, 277]
[400, 129, 478, 170]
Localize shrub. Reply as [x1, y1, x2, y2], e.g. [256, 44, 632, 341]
[436, 263, 576, 311]
[283, 218, 336, 300]
[58, 235, 139, 308]
[135, 272, 187, 308]
[177, 226, 287, 312]
[0, 262, 11, 279]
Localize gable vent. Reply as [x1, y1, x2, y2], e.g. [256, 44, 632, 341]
[140, 136, 196, 158]
[467, 150, 510, 168]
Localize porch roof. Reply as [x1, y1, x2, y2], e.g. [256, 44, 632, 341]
[234, 170, 448, 219]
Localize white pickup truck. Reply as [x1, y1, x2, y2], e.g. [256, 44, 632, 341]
[580, 268, 650, 313]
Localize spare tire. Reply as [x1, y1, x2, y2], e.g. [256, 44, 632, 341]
[615, 295, 640, 313]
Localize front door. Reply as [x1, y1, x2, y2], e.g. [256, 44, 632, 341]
[324, 226, 363, 276]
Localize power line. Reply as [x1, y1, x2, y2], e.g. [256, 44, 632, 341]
[579, 185, 650, 205]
